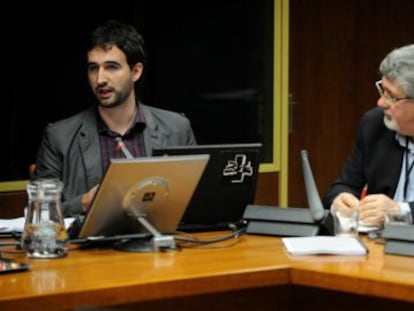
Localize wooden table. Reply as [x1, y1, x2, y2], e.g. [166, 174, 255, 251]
[1, 233, 414, 310]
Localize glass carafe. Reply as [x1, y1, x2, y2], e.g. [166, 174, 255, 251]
[21, 179, 68, 258]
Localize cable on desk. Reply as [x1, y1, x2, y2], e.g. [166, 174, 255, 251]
[0, 241, 24, 256]
[173, 227, 246, 249]
[0, 232, 23, 256]
[0, 231, 22, 239]
[68, 232, 152, 245]
[1, 227, 246, 254]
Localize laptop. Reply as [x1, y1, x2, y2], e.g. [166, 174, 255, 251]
[74, 154, 209, 239]
[152, 143, 262, 231]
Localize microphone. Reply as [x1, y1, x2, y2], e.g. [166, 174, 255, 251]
[114, 137, 134, 159]
[300, 149, 325, 222]
[243, 149, 332, 236]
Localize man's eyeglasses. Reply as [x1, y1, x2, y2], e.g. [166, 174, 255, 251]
[375, 80, 412, 105]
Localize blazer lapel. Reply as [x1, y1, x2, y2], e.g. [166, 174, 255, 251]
[140, 104, 169, 155]
[79, 109, 102, 188]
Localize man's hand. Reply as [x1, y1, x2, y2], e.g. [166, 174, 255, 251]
[81, 184, 99, 213]
[359, 194, 399, 227]
[331, 192, 359, 210]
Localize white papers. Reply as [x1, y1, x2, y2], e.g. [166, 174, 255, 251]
[0, 217, 25, 232]
[0, 217, 75, 233]
[282, 236, 367, 256]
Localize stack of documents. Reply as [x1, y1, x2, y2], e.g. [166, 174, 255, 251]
[282, 236, 368, 256]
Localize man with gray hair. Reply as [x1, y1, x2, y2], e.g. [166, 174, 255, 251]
[323, 44, 414, 228]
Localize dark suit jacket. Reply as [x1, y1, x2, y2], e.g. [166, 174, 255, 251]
[32, 104, 197, 216]
[322, 107, 414, 218]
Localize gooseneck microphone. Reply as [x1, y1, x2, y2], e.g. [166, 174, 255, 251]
[300, 149, 325, 222]
[243, 149, 332, 236]
[114, 137, 134, 159]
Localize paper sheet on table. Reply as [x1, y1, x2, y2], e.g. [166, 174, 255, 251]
[0, 217, 75, 233]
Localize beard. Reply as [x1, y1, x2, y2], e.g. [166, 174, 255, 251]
[96, 89, 130, 109]
[383, 114, 401, 132]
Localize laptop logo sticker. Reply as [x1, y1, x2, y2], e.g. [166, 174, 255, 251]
[222, 154, 254, 183]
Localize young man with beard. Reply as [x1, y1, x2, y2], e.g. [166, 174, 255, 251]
[32, 20, 197, 217]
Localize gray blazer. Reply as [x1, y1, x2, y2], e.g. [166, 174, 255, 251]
[33, 103, 197, 216]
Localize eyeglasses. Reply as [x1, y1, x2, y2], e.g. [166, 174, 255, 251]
[375, 80, 412, 105]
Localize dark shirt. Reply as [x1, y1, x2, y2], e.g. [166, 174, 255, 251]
[98, 106, 146, 173]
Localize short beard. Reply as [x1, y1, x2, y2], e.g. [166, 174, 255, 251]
[383, 115, 401, 132]
[96, 91, 128, 109]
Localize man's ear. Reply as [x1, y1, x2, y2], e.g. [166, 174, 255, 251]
[131, 62, 144, 82]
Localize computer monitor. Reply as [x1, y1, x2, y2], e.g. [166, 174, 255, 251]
[152, 143, 262, 231]
[76, 154, 209, 243]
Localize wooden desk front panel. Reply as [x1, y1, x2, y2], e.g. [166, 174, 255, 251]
[118, 285, 414, 311]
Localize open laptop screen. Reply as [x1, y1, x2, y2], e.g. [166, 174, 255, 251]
[152, 143, 262, 231]
[77, 154, 209, 239]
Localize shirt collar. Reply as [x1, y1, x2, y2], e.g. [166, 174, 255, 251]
[97, 104, 147, 135]
[395, 133, 414, 154]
